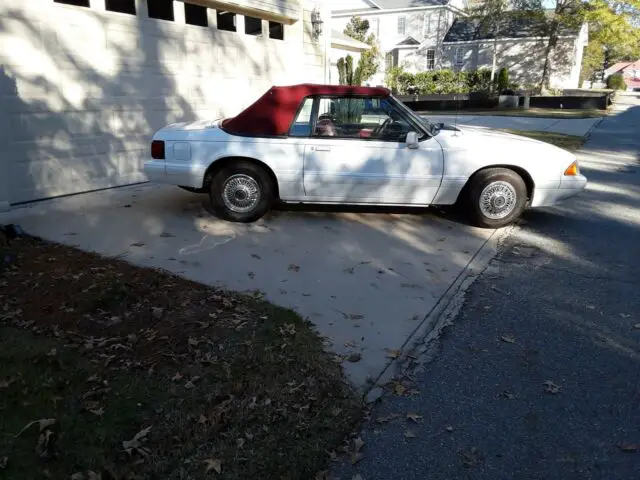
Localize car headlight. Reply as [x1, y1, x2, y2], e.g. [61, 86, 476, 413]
[563, 160, 579, 176]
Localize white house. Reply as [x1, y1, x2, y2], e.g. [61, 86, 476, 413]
[0, 0, 330, 208]
[441, 14, 589, 89]
[330, 1, 587, 90]
[330, 0, 468, 85]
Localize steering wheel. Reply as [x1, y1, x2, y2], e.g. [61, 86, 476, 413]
[373, 117, 392, 137]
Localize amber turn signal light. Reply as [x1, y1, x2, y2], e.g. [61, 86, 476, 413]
[564, 161, 578, 176]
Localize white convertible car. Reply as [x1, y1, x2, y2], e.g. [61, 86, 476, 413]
[144, 84, 586, 228]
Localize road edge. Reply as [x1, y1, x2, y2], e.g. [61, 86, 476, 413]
[369, 224, 514, 392]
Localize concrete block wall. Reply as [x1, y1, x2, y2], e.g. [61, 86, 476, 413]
[0, 0, 325, 206]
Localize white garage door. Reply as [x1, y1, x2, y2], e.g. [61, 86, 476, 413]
[0, 0, 326, 205]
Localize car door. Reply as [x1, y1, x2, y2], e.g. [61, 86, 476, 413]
[302, 96, 444, 205]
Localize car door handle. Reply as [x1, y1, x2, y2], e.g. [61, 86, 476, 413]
[313, 146, 331, 152]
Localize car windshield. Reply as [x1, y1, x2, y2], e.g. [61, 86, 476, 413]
[389, 95, 438, 135]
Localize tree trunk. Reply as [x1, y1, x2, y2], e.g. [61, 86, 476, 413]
[539, 19, 560, 92]
[490, 38, 498, 81]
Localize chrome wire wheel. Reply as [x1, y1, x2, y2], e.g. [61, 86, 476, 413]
[479, 181, 517, 220]
[221, 174, 261, 213]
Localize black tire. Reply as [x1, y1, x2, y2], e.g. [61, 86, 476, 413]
[209, 161, 274, 222]
[178, 186, 205, 194]
[465, 168, 527, 228]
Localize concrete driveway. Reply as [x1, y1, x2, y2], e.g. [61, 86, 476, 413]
[424, 114, 600, 136]
[1, 185, 498, 387]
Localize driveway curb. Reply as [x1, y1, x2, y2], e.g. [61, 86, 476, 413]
[367, 224, 514, 394]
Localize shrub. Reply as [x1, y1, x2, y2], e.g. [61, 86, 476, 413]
[384, 66, 405, 93]
[606, 73, 626, 91]
[497, 67, 509, 92]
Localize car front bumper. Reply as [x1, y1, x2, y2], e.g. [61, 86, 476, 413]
[530, 174, 587, 207]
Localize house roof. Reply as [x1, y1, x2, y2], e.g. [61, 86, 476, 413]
[221, 84, 390, 137]
[331, 29, 372, 51]
[332, 0, 450, 14]
[443, 13, 580, 43]
[605, 62, 632, 76]
[374, 0, 448, 8]
[396, 36, 421, 46]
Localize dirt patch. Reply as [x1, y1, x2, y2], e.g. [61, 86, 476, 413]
[0, 236, 361, 479]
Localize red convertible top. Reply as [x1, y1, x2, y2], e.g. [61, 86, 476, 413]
[221, 84, 391, 137]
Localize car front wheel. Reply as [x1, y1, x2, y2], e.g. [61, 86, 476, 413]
[466, 168, 527, 228]
[210, 161, 274, 222]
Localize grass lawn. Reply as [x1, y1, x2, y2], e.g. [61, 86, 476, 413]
[0, 237, 361, 479]
[420, 107, 606, 119]
[498, 129, 586, 152]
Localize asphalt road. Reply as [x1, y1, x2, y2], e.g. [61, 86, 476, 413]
[335, 97, 640, 480]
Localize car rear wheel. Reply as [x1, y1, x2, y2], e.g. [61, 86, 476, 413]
[466, 168, 527, 228]
[210, 161, 274, 222]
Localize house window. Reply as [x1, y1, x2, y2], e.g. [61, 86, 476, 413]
[245, 16, 262, 36]
[185, 3, 208, 26]
[397, 16, 406, 36]
[53, 0, 90, 7]
[423, 14, 431, 36]
[147, 0, 174, 21]
[217, 11, 236, 32]
[455, 47, 464, 66]
[385, 52, 395, 69]
[106, 0, 136, 15]
[426, 49, 435, 70]
[269, 21, 284, 40]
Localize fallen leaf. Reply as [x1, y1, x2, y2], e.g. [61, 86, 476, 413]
[349, 314, 365, 320]
[394, 384, 406, 396]
[198, 415, 207, 425]
[0, 378, 14, 389]
[46, 348, 57, 356]
[376, 413, 400, 424]
[620, 313, 631, 318]
[404, 430, 416, 439]
[499, 391, 516, 400]
[499, 335, 516, 344]
[351, 452, 364, 465]
[204, 458, 222, 473]
[88, 407, 104, 417]
[347, 353, 362, 363]
[130, 242, 145, 247]
[406, 412, 423, 423]
[445, 426, 455, 432]
[634, 324, 640, 329]
[188, 337, 200, 347]
[460, 447, 482, 467]
[353, 474, 364, 480]
[385, 349, 402, 359]
[543, 380, 561, 394]
[87, 471, 101, 480]
[151, 307, 163, 319]
[0, 457, 7, 469]
[354, 436, 365, 452]
[288, 264, 300, 272]
[586, 305, 596, 310]
[618, 443, 639, 452]
[171, 372, 183, 382]
[122, 426, 151, 455]
[71, 473, 85, 480]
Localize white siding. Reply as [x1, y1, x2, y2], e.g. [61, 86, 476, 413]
[0, 0, 325, 206]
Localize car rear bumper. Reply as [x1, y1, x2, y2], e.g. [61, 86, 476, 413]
[530, 174, 587, 207]
[143, 160, 205, 189]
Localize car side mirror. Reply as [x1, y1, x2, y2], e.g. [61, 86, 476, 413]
[406, 131, 419, 149]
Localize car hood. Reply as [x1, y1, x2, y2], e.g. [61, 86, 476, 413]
[439, 125, 573, 155]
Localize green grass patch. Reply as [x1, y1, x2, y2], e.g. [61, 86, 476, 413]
[0, 238, 361, 479]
